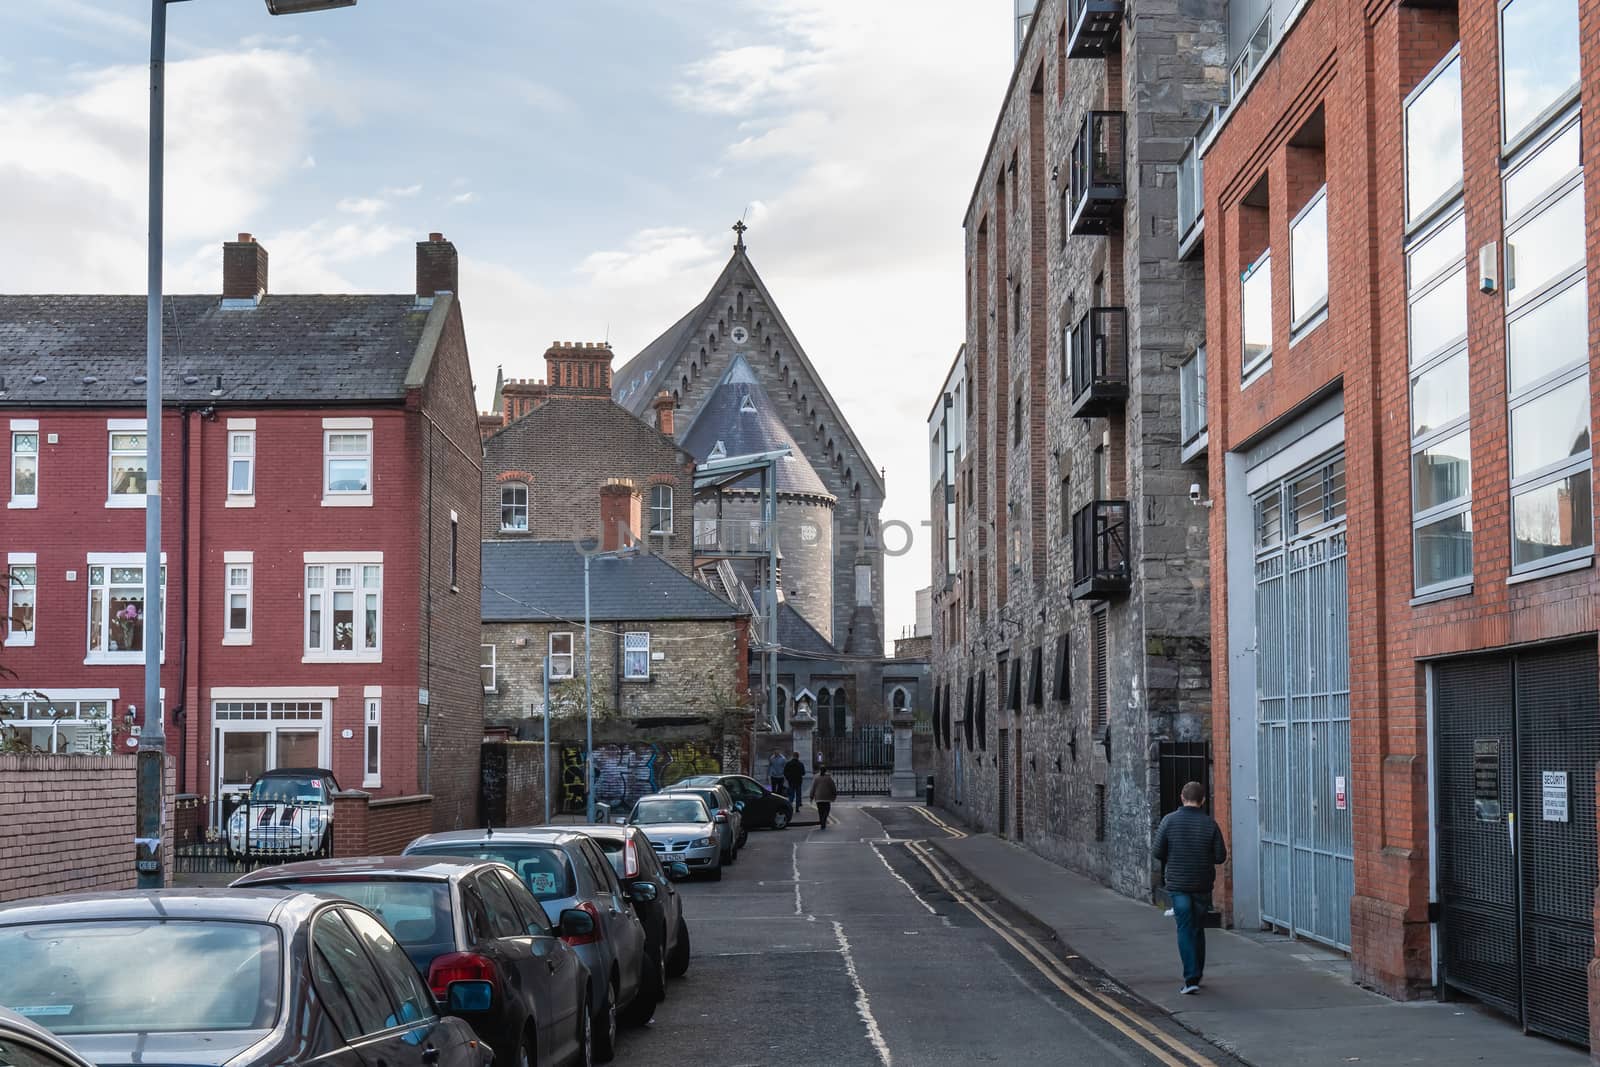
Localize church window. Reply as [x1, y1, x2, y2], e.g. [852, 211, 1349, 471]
[1013, 395, 1023, 445]
[855, 564, 872, 606]
[691, 362, 699, 379]
[681, 376, 688, 394]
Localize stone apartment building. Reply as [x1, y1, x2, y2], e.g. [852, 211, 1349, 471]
[928, 0, 1224, 900]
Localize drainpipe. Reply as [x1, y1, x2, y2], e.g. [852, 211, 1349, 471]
[174, 406, 192, 793]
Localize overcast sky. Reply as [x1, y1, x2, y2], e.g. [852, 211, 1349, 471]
[1, 0, 1014, 640]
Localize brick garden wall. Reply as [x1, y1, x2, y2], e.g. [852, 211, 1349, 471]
[482, 740, 551, 827]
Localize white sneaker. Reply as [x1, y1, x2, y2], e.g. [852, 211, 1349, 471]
[1179, 983, 1200, 995]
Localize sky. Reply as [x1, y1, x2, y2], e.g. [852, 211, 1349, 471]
[0, 0, 1015, 641]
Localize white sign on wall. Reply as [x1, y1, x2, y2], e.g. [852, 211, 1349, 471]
[1542, 771, 1569, 823]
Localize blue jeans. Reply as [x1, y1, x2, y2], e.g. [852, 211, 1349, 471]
[788, 782, 802, 809]
[1170, 891, 1209, 984]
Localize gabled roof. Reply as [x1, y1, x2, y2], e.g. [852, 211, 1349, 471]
[610, 248, 884, 496]
[0, 294, 436, 405]
[680, 356, 831, 499]
[482, 541, 745, 623]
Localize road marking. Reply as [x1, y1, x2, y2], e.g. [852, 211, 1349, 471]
[791, 843, 803, 917]
[868, 841, 937, 916]
[908, 805, 967, 838]
[832, 919, 892, 1067]
[906, 841, 1218, 1067]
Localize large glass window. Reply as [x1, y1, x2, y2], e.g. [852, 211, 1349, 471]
[1506, 184, 1584, 305]
[10, 430, 37, 507]
[548, 632, 574, 679]
[1412, 432, 1472, 513]
[1290, 188, 1328, 326]
[1408, 267, 1468, 361]
[1500, 0, 1580, 146]
[1507, 279, 1586, 393]
[228, 431, 255, 498]
[87, 558, 165, 660]
[0, 694, 111, 754]
[304, 560, 382, 660]
[1405, 53, 1463, 227]
[6, 558, 34, 647]
[1510, 379, 1590, 479]
[1411, 351, 1470, 437]
[1241, 250, 1272, 379]
[108, 428, 148, 503]
[649, 485, 673, 535]
[323, 430, 372, 499]
[1512, 471, 1592, 567]
[624, 631, 650, 680]
[500, 484, 529, 531]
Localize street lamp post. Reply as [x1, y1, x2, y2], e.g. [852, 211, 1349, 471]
[582, 545, 637, 824]
[137, 0, 356, 890]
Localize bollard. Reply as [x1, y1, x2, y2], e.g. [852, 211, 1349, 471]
[925, 775, 935, 807]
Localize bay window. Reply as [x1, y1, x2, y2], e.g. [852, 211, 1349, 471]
[304, 555, 382, 661]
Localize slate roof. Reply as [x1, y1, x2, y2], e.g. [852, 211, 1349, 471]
[0, 294, 432, 405]
[610, 293, 717, 412]
[680, 356, 832, 499]
[746, 588, 837, 657]
[482, 540, 745, 623]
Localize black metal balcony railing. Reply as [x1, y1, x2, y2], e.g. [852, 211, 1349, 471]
[1071, 500, 1132, 600]
[1066, 0, 1124, 58]
[1069, 111, 1126, 236]
[1068, 307, 1129, 418]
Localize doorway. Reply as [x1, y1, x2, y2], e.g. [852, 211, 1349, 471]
[212, 699, 330, 799]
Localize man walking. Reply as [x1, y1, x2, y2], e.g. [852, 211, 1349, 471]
[810, 765, 838, 830]
[1153, 781, 1227, 995]
[768, 750, 788, 794]
[783, 751, 805, 811]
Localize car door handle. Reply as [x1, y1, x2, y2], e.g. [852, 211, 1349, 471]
[548, 957, 558, 973]
[421, 1046, 440, 1066]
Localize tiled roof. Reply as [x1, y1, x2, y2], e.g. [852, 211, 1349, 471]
[482, 540, 745, 623]
[680, 355, 832, 498]
[611, 295, 715, 413]
[0, 294, 432, 405]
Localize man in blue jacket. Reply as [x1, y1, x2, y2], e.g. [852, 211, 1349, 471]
[1153, 781, 1228, 995]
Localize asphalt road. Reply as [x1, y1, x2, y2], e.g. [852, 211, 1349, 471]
[608, 800, 1238, 1067]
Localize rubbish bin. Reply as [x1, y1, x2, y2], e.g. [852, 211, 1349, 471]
[925, 775, 935, 807]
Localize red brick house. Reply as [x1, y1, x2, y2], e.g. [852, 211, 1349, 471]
[1197, 0, 1598, 1048]
[0, 232, 484, 831]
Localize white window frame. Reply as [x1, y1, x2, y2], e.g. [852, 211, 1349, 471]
[106, 419, 148, 508]
[227, 422, 256, 507]
[6, 552, 36, 648]
[223, 552, 253, 646]
[481, 643, 497, 693]
[500, 484, 529, 532]
[363, 688, 381, 788]
[0, 689, 116, 755]
[623, 631, 650, 680]
[549, 632, 574, 680]
[10, 420, 38, 509]
[321, 417, 373, 507]
[85, 551, 166, 665]
[303, 551, 383, 663]
[648, 485, 673, 535]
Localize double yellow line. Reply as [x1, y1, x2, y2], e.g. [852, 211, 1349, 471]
[904, 838, 1220, 1067]
[908, 804, 967, 838]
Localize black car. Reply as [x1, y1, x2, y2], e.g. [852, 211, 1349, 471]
[0, 889, 491, 1067]
[570, 825, 691, 985]
[234, 857, 593, 1067]
[0, 1007, 94, 1067]
[679, 773, 794, 830]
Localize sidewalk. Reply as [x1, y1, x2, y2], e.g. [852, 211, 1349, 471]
[930, 827, 1587, 1066]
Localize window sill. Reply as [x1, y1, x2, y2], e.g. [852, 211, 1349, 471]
[85, 652, 163, 666]
[1290, 306, 1328, 345]
[1507, 554, 1594, 586]
[3, 636, 34, 648]
[225, 495, 256, 509]
[7, 500, 37, 510]
[105, 496, 146, 509]
[1241, 360, 1271, 390]
[321, 495, 374, 508]
[499, 527, 531, 535]
[362, 777, 381, 789]
[302, 652, 383, 665]
[222, 633, 252, 646]
[623, 676, 654, 684]
[549, 674, 574, 683]
[1411, 584, 1472, 607]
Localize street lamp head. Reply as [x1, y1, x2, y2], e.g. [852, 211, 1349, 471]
[265, 0, 355, 14]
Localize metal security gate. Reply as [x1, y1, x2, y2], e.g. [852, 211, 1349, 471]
[1436, 643, 1599, 1046]
[1254, 453, 1353, 949]
[998, 729, 1010, 837]
[818, 726, 893, 796]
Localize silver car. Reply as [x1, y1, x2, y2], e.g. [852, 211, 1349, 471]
[627, 794, 723, 882]
[661, 783, 743, 864]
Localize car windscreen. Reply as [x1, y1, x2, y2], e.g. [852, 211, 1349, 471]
[0, 919, 281, 1035]
[249, 776, 328, 803]
[406, 844, 575, 902]
[630, 798, 708, 825]
[267, 880, 452, 971]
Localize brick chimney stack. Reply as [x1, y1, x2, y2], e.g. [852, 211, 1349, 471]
[416, 232, 458, 299]
[223, 233, 268, 303]
[545, 341, 615, 398]
[599, 479, 640, 551]
[652, 391, 676, 436]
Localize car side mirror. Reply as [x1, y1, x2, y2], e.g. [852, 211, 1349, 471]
[558, 907, 596, 940]
[628, 881, 659, 904]
[734, 801, 745, 812]
[666, 861, 690, 881]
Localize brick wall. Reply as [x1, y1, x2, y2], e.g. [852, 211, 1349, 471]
[0, 755, 172, 901]
[368, 795, 436, 854]
[481, 740, 551, 827]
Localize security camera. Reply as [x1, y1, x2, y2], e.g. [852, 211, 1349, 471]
[1189, 483, 1201, 503]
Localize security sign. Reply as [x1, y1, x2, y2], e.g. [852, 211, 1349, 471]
[1335, 776, 1346, 811]
[1542, 771, 1569, 823]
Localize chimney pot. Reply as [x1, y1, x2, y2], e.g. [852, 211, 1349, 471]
[237, 232, 253, 243]
[653, 391, 676, 437]
[429, 232, 444, 242]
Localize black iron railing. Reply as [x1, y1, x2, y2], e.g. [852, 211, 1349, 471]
[1067, 0, 1123, 58]
[173, 791, 332, 876]
[1069, 307, 1129, 417]
[1072, 500, 1132, 599]
[1069, 111, 1126, 235]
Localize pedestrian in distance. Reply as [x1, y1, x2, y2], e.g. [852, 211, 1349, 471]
[811, 765, 838, 830]
[768, 749, 788, 794]
[783, 751, 805, 811]
[1153, 781, 1227, 996]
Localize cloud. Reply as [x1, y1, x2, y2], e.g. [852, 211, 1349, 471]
[507, 77, 575, 115]
[383, 183, 422, 198]
[577, 228, 724, 290]
[672, 44, 819, 115]
[336, 196, 386, 216]
[450, 191, 476, 205]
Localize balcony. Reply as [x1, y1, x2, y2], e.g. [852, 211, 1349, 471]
[1068, 307, 1128, 418]
[1177, 135, 1204, 258]
[1180, 345, 1208, 461]
[1068, 111, 1126, 235]
[1071, 500, 1132, 601]
[1066, 0, 1122, 58]
[693, 518, 771, 557]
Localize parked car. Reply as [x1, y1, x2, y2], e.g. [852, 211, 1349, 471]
[233, 857, 593, 1067]
[225, 767, 338, 859]
[0, 889, 491, 1067]
[660, 783, 743, 860]
[404, 828, 649, 1060]
[569, 825, 692, 984]
[678, 773, 794, 830]
[0, 1007, 95, 1067]
[625, 794, 723, 882]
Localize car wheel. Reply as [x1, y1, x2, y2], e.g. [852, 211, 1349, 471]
[592, 979, 619, 1063]
[724, 846, 736, 866]
[707, 863, 722, 882]
[516, 1029, 534, 1067]
[577, 994, 593, 1067]
[772, 808, 790, 830]
[621, 948, 661, 1026]
[737, 830, 748, 849]
[667, 916, 691, 978]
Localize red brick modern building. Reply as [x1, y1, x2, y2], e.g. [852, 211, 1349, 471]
[0, 233, 484, 831]
[1199, 0, 1597, 1048]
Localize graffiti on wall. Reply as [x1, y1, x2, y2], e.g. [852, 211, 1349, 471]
[559, 741, 724, 814]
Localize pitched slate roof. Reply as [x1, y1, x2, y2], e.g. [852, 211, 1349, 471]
[680, 356, 832, 499]
[482, 540, 745, 623]
[0, 294, 433, 405]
